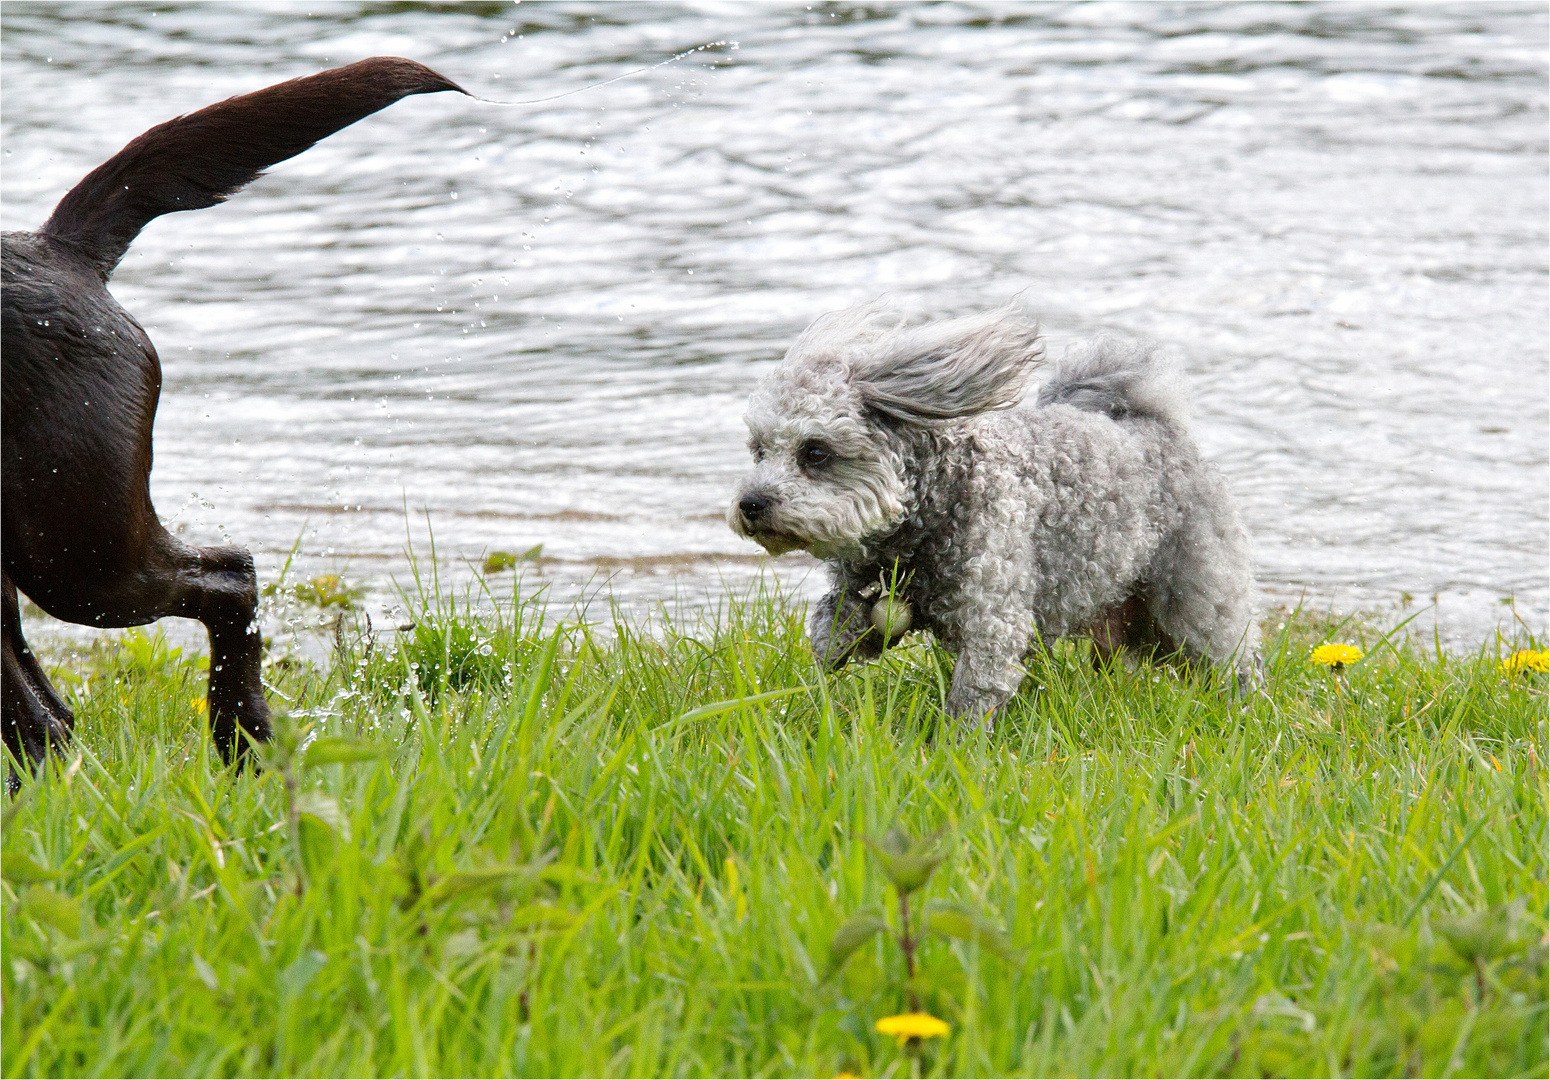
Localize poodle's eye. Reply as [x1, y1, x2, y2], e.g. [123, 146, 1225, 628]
[749, 440, 766, 461]
[799, 441, 833, 469]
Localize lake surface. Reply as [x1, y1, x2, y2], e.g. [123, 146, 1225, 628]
[4, 1, 1546, 651]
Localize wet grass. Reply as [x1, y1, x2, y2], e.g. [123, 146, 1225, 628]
[3, 580, 1546, 1078]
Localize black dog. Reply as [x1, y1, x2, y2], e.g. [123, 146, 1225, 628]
[2, 58, 466, 774]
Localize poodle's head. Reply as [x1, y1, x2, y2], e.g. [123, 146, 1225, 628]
[728, 300, 1044, 560]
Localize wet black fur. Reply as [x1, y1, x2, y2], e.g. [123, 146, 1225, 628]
[2, 58, 466, 777]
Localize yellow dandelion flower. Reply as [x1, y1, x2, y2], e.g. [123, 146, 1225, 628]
[1501, 649, 1548, 675]
[1310, 643, 1363, 668]
[191, 696, 208, 713]
[875, 1012, 951, 1045]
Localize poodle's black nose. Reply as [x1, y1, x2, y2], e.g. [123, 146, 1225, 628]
[738, 493, 769, 522]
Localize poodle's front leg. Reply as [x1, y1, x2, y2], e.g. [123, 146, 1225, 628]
[808, 583, 883, 671]
[943, 609, 1031, 729]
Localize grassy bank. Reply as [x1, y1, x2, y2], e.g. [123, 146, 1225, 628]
[3, 581, 1545, 1078]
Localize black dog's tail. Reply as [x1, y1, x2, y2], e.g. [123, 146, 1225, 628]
[40, 57, 467, 279]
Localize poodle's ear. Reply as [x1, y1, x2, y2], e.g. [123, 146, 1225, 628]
[850, 303, 1045, 424]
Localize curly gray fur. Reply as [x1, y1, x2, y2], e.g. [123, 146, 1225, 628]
[1036, 336, 1190, 429]
[729, 301, 1262, 727]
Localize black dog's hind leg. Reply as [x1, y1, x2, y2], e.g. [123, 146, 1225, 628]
[9, 531, 271, 767]
[185, 545, 271, 761]
[3, 571, 75, 777]
[86, 534, 272, 764]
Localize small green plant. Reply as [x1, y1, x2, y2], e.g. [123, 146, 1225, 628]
[1436, 899, 1537, 1003]
[828, 826, 1018, 1059]
[260, 713, 393, 893]
[292, 573, 365, 609]
[262, 571, 363, 609]
[107, 628, 207, 677]
[482, 544, 543, 574]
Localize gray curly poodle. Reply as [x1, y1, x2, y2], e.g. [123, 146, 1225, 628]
[728, 300, 1262, 726]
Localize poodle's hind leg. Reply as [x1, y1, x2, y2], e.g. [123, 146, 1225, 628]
[1232, 649, 1268, 700]
[1146, 497, 1262, 692]
[1084, 595, 1165, 673]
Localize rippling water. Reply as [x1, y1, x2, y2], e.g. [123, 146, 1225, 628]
[4, 1, 1546, 650]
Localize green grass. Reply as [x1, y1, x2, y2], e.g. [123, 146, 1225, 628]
[3, 579, 1545, 1078]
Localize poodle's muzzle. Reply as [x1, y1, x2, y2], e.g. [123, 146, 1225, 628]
[727, 487, 806, 556]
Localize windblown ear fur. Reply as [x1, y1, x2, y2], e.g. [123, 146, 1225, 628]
[824, 302, 1045, 424]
